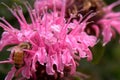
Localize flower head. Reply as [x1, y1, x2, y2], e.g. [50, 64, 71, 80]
[0, 1, 97, 80]
[98, 0, 120, 46]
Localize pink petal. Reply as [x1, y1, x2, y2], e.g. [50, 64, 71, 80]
[5, 67, 16, 80]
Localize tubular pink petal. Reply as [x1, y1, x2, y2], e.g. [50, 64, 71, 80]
[102, 26, 112, 46]
[0, 60, 13, 64]
[92, 24, 100, 37]
[24, 2, 36, 26]
[0, 32, 19, 51]
[5, 67, 16, 80]
[0, 17, 14, 30]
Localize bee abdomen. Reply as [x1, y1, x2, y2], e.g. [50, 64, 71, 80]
[13, 52, 24, 69]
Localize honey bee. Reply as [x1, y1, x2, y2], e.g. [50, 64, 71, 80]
[10, 42, 31, 69]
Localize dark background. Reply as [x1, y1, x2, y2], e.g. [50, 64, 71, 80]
[0, 0, 120, 80]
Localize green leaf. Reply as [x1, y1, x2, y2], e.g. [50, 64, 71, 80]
[91, 42, 105, 64]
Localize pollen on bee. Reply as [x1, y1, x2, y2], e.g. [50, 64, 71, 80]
[13, 52, 24, 64]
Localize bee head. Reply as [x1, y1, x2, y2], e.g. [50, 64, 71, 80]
[18, 42, 31, 49]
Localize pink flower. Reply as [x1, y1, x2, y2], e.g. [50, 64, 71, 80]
[34, 0, 74, 12]
[97, 0, 120, 46]
[0, 1, 97, 80]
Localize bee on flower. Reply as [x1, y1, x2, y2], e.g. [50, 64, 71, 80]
[0, 42, 32, 80]
[0, 1, 97, 79]
[1, 0, 120, 80]
[10, 42, 31, 69]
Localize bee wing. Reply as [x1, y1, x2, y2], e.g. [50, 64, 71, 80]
[7, 46, 15, 51]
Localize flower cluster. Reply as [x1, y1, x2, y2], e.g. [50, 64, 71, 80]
[0, 0, 120, 80]
[97, 0, 120, 46]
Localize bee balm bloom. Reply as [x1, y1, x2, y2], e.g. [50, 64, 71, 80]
[0, 1, 96, 80]
[98, 0, 120, 46]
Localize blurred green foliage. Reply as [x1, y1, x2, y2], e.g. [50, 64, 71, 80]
[0, 0, 120, 80]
